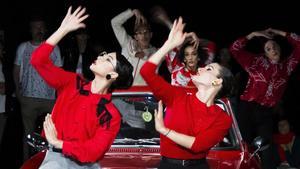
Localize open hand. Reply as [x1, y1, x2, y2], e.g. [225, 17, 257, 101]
[132, 9, 147, 27]
[43, 114, 62, 149]
[165, 17, 187, 49]
[185, 32, 200, 49]
[154, 100, 167, 134]
[59, 6, 89, 33]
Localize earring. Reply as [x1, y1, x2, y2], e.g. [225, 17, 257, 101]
[106, 74, 111, 80]
[212, 80, 217, 86]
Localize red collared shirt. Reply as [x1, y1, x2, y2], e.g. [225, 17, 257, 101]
[141, 61, 232, 159]
[31, 43, 121, 163]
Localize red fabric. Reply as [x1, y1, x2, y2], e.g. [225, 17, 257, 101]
[165, 41, 215, 88]
[165, 48, 197, 87]
[205, 41, 216, 54]
[230, 33, 300, 107]
[273, 132, 295, 144]
[171, 67, 197, 87]
[140, 61, 232, 159]
[273, 132, 295, 162]
[31, 43, 121, 163]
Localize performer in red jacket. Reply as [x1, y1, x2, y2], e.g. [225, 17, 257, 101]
[230, 28, 300, 169]
[31, 6, 133, 168]
[140, 17, 233, 169]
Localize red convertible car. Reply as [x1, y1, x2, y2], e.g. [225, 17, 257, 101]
[21, 86, 265, 169]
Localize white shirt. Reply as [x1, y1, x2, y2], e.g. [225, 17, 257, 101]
[111, 9, 157, 86]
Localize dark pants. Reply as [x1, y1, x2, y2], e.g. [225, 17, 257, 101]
[236, 100, 276, 169]
[158, 157, 209, 169]
[0, 113, 7, 147]
[20, 96, 55, 162]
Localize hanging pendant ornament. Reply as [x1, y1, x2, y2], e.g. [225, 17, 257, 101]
[142, 106, 152, 122]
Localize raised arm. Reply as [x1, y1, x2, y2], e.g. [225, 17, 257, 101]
[152, 7, 200, 50]
[246, 29, 273, 40]
[148, 17, 186, 65]
[30, 6, 89, 89]
[164, 32, 202, 73]
[268, 28, 300, 72]
[132, 9, 147, 29]
[111, 9, 137, 47]
[266, 28, 287, 37]
[140, 17, 186, 105]
[46, 6, 89, 45]
[230, 30, 271, 69]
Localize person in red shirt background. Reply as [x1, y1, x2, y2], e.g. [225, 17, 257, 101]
[164, 36, 214, 88]
[273, 118, 300, 169]
[140, 17, 234, 169]
[151, 6, 216, 88]
[230, 28, 300, 169]
[30, 6, 133, 168]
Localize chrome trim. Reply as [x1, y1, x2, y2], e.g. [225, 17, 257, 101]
[214, 99, 242, 151]
[111, 145, 160, 148]
[113, 92, 153, 96]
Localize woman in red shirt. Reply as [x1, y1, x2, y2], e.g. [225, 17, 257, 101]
[152, 6, 216, 88]
[140, 17, 233, 169]
[30, 6, 133, 168]
[230, 28, 300, 169]
[165, 37, 215, 88]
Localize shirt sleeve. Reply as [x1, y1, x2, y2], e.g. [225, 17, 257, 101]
[191, 110, 232, 153]
[284, 33, 300, 75]
[62, 109, 121, 163]
[200, 39, 216, 65]
[14, 42, 26, 65]
[140, 61, 179, 106]
[30, 43, 75, 90]
[111, 9, 134, 48]
[165, 48, 183, 73]
[52, 45, 63, 67]
[230, 37, 257, 69]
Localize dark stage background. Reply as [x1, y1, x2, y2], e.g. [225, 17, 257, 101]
[0, 0, 299, 168]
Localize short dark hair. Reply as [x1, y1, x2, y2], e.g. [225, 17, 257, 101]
[109, 52, 133, 92]
[215, 65, 235, 99]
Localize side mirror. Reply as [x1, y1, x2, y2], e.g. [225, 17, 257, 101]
[27, 132, 48, 152]
[252, 136, 269, 151]
[248, 136, 270, 161]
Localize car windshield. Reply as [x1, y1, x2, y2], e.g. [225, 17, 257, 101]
[112, 91, 239, 149]
[112, 93, 160, 145]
